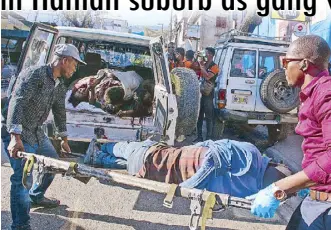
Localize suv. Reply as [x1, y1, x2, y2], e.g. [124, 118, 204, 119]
[213, 30, 299, 143]
[8, 23, 200, 146]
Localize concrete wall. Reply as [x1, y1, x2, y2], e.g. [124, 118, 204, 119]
[174, 10, 246, 51]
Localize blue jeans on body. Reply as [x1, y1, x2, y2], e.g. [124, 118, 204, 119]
[93, 142, 127, 169]
[93, 140, 157, 175]
[2, 132, 58, 230]
[286, 197, 331, 230]
[180, 139, 270, 198]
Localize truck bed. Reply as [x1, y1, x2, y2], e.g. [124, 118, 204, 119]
[47, 109, 155, 142]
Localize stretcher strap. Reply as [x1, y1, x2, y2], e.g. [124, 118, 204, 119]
[22, 156, 35, 189]
[65, 162, 77, 176]
[163, 184, 178, 208]
[201, 193, 216, 230]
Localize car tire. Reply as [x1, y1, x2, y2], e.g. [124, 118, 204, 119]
[212, 118, 225, 140]
[260, 70, 300, 113]
[170, 67, 200, 138]
[267, 124, 293, 144]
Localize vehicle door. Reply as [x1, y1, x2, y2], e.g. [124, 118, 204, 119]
[149, 37, 178, 145]
[16, 23, 58, 76]
[226, 47, 258, 111]
[5, 23, 58, 98]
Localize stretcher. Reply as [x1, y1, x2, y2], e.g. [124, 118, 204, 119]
[18, 151, 252, 230]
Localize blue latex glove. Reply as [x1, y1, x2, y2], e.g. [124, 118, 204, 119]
[246, 184, 280, 219]
[297, 188, 310, 199]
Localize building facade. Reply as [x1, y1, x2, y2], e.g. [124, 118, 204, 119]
[173, 10, 247, 51]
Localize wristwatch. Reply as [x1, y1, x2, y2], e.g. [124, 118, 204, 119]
[272, 183, 287, 202]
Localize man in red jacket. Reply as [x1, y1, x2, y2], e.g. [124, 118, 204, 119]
[247, 35, 331, 229]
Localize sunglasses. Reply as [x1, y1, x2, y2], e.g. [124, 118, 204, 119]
[282, 58, 303, 69]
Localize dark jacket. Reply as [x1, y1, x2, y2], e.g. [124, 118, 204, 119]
[5, 65, 67, 145]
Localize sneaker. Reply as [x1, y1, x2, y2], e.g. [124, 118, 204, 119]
[192, 136, 203, 143]
[84, 138, 98, 164]
[31, 197, 60, 208]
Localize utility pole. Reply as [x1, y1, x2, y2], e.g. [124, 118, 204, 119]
[158, 23, 164, 35]
[169, 10, 173, 42]
[34, 11, 39, 22]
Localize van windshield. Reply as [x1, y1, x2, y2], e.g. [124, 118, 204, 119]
[88, 47, 152, 69]
[77, 41, 152, 69]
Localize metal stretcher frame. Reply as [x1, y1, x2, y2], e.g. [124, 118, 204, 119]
[18, 151, 252, 230]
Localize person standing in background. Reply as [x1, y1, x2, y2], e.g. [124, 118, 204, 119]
[173, 47, 185, 70]
[184, 50, 200, 74]
[166, 42, 175, 71]
[194, 47, 219, 142]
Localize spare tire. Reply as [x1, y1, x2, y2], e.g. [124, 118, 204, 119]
[170, 67, 200, 138]
[260, 70, 300, 113]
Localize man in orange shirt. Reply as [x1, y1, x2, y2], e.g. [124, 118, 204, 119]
[184, 50, 194, 69]
[184, 50, 201, 77]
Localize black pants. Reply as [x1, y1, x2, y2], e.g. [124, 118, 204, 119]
[286, 197, 331, 230]
[197, 95, 214, 139]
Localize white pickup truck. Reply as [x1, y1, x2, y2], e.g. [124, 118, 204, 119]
[9, 23, 200, 146]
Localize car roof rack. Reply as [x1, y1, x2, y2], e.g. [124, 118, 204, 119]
[215, 29, 291, 47]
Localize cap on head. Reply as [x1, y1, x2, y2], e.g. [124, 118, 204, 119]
[54, 44, 87, 65]
[288, 35, 331, 70]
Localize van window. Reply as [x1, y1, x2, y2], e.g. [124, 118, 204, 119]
[2, 38, 18, 50]
[259, 51, 285, 79]
[230, 49, 256, 78]
[214, 49, 222, 64]
[218, 48, 226, 67]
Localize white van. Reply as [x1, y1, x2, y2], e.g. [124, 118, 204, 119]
[12, 23, 200, 146]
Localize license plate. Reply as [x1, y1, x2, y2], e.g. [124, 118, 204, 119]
[232, 95, 248, 104]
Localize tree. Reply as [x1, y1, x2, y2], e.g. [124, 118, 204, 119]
[60, 11, 102, 28]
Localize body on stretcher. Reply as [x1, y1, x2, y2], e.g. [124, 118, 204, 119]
[64, 138, 292, 199]
[17, 137, 294, 230]
[18, 149, 252, 230]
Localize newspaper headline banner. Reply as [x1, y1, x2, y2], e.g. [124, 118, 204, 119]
[2, 0, 330, 18]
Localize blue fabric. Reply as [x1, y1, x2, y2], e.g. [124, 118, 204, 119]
[95, 139, 157, 174]
[297, 188, 310, 199]
[287, 197, 331, 230]
[310, 15, 331, 62]
[1, 29, 29, 39]
[94, 149, 127, 169]
[101, 142, 116, 155]
[300, 196, 331, 227]
[246, 183, 280, 219]
[180, 139, 270, 198]
[2, 132, 58, 230]
[253, 17, 276, 37]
